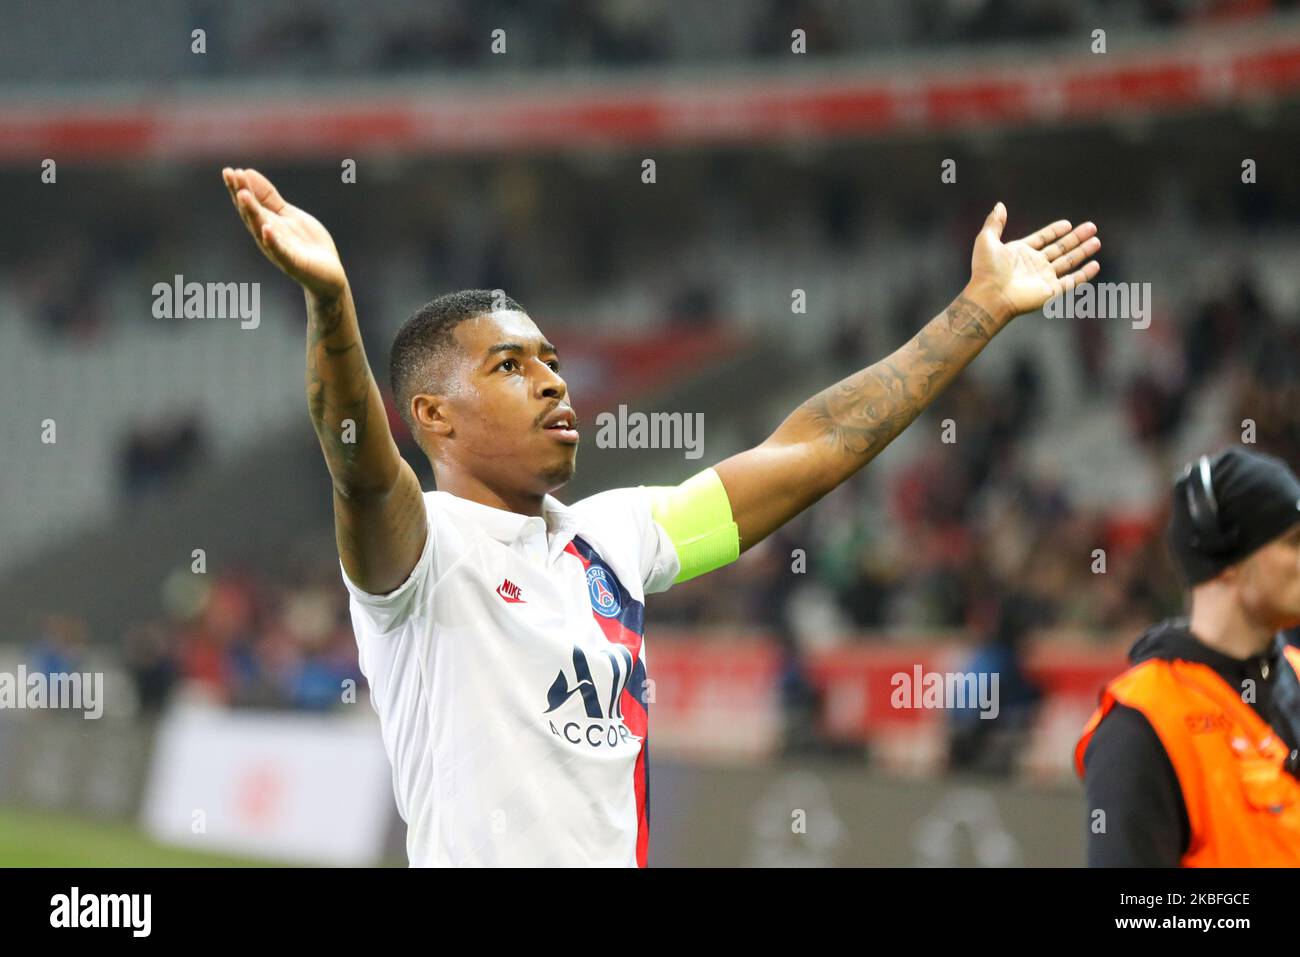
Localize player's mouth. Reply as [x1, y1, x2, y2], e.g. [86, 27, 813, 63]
[540, 406, 580, 444]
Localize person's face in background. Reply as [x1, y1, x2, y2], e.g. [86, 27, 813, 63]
[1234, 523, 1300, 631]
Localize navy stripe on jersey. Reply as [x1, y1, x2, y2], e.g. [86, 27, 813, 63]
[569, 535, 646, 636]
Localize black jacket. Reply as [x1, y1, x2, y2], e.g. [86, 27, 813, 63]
[1082, 618, 1300, 867]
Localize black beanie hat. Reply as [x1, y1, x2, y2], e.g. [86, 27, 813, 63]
[1168, 447, 1300, 585]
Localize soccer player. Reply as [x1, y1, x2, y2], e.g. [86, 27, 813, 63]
[222, 166, 1100, 866]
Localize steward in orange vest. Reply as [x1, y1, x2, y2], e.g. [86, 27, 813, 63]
[1076, 448, 1300, 866]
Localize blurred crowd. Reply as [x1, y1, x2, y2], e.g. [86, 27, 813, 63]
[3, 0, 1289, 85]
[245, 0, 1285, 74]
[121, 412, 208, 500]
[18, 562, 364, 717]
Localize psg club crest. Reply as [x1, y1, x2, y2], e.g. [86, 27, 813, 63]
[586, 566, 622, 618]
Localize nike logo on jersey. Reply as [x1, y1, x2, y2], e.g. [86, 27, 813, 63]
[496, 579, 526, 603]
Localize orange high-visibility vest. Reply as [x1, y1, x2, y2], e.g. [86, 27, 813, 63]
[1075, 645, 1300, 867]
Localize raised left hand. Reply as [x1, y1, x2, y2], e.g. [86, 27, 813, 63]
[967, 202, 1101, 321]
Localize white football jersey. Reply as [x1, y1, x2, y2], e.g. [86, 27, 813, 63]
[340, 486, 681, 867]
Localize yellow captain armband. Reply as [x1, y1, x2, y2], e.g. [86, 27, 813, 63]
[644, 467, 740, 584]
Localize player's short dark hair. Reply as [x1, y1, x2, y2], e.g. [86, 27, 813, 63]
[389, 289, 526, 444]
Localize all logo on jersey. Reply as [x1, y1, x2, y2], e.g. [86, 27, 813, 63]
[545, 645, 639, 750]
[586, 566, 621, 618]
[545, 645, 632, 719]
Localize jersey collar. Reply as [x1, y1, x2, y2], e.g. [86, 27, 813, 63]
[438, 491, 581, 562]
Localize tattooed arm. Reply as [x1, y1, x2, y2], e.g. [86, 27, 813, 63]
[307, 285, 427, 594]
[224, 167, 426, 594]
[713, 203, 1100, 553]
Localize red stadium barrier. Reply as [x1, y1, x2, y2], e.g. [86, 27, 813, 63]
[2, 32, 1298, 161]
[646, 631, 1129, 777]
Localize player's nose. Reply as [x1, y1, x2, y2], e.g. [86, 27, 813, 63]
[534, 360, 567, 401]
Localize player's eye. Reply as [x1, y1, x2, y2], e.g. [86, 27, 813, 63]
[546, 359, 560, 372]
[497, 358, 518, 372]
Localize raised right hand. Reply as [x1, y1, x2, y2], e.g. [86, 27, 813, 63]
[222, 167, 346, 299]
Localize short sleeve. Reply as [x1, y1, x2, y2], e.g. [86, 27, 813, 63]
[641, 509, 682, 595]
[569, 487, 682, 595]
[339, 495, 437, 633]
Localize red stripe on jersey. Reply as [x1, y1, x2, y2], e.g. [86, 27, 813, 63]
[564, 538, 650, 867]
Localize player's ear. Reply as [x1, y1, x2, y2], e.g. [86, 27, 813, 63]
[412, 392, 453, 438]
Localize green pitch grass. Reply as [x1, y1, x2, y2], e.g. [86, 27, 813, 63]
[0, 807, 286, 867]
